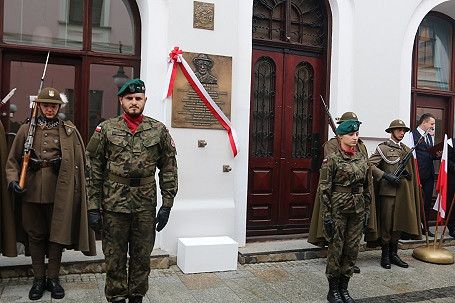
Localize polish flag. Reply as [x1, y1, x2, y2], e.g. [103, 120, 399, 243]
[433, 134, 448, 223]
[409, 131, 421, 186]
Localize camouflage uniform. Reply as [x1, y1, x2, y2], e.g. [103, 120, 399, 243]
[86, 115, 178, 302]
[319, 148, 371, 278]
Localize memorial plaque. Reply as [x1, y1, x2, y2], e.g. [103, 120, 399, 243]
[193, 1, 215, 30]
[171, 52, 232, 130]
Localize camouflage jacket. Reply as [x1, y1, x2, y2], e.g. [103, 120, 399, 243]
[85, 115, 178, 213]
[319, 148, 371, 220]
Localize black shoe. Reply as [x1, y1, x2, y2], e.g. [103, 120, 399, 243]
[339, 276, 356, 303]
[389, 243, 409, 268]
[427, 229, 435, 237]
[129, 296, 143, 303]
[449, 230, 455, 238]
[29, 277, 46, 300]
[45, 277, 65, 299]
[327, 278, 344, 303]
[353, 265, 360, 274]
[380, 245, 391, 269]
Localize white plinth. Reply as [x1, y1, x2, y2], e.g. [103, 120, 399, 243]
[177, 236, 238, 274]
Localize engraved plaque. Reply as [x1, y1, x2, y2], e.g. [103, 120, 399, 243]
[193, 1, 215, 30]
[172, 52, 232, 130]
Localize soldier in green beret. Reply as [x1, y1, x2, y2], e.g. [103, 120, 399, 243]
[368, 119, 422, 269]
[319, 120, 371, 303]
[85, 78, 178, 303]
[6, 87, 96, 300]
[309, 112, 379, 275]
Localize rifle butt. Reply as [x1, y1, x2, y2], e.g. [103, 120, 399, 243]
[19, 153, 30, 189]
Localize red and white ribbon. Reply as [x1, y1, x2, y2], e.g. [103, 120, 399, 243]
[162, 46, 239, 157]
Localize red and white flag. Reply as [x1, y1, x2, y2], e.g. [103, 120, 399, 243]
[433, 134, 448, 223]
[408, 131, 421, 186]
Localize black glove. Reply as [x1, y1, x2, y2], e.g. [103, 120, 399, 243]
[382, 172, 401, 187]
[9, 181, 27, 196]
[323, 219, 334, 241]
[363, 212, 370, 233]
[156, 207, 171, 232]
[87, 210, 103, 234]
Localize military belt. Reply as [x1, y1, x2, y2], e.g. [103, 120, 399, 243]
[333, 185, 363, 194]
[107, 172, 154, 187]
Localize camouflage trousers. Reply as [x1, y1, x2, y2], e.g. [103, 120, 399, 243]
[326, 210, 364, 278]
[102, 210, 156, 302]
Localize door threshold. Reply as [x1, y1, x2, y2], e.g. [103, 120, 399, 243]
[246, 233, 308, 243]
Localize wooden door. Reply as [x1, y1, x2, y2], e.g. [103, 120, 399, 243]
[247, 48, 323, 236]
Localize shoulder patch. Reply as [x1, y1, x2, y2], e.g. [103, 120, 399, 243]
[322, 158, 328, 164]
[170, 138, 175, 148]
[95, 124, 102, 132]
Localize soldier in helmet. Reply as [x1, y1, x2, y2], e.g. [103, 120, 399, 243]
[308, 112, 379, 274]
[6, 87, 96, 300]
[368, 119, 422, 269]
[319, 119, 371, 303]
[85, 78, 178, 303]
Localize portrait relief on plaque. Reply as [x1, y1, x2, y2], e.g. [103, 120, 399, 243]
[171, 52, 232, 130]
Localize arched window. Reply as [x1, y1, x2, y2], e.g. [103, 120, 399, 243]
[412, 12, 454, 143]
[0, 0, 141, 141]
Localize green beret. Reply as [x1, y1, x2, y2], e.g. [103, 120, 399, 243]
[336, 119, 361, 135]
[117, 78, 146, 96]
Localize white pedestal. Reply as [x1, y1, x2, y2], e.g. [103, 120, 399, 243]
[177, 236, 238, 274]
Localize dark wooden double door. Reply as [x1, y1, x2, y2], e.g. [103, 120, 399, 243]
[247, 48, 324, 237]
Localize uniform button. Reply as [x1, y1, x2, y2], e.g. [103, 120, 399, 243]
[44, 133, 48, 137]
[75, 165, 78, 169]
[43, 150, 47, 154]
[43, 142, 47, 145]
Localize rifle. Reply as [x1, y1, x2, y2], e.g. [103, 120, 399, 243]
[320, 95, 340, 144]
[18, 51, 50, 189]
[393, 128, 430, 178]
[0, 88, 17, 109]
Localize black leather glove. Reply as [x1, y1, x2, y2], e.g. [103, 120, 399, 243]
[156, 207, 171, 232]
[87, 210, 103, 234]
[9, 181, 27, 196]
[382, 172, 401, 187]
[323, 219, 334, 241]
[363, 212, 370, 233]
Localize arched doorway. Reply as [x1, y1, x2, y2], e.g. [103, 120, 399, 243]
[0, 0, 141, 143]
[247, 0, 331, 237]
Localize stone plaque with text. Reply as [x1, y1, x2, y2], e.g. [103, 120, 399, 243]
[171, 52, 232, 130]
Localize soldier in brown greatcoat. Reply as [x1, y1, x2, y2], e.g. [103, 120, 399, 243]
[6, 87, 96, 301]
[0, 121, 17, 257]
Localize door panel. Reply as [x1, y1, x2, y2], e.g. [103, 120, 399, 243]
[247, 49, 322, 236]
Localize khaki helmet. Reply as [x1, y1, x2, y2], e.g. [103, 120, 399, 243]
[336, 112, 362, 124]
[385, 119, 410, 133]
[35, 87, 63, 104]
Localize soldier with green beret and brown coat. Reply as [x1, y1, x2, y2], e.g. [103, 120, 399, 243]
[85, 78, 178, 303]
[368, 119, 422, 269]
[319, 119, 371, 303]
[308, 112, 379, 274]
[6, 87, 96, 300]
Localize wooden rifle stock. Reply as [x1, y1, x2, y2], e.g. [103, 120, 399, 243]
[320, 95, 340, 145]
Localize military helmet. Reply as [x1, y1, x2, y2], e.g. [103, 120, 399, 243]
[336, 112, 362, 124]
[385, 119, 410, 133]
[35, 87, 63, 104]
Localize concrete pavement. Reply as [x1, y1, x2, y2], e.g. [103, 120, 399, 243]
[0, 245, 454, 303]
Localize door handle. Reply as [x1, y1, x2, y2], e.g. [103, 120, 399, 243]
[310, 133, 319, 171]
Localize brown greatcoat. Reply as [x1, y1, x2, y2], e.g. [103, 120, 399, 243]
[308, 137, 379, 247]
[366, 140, 422, 246]
[0, 123, 17, 257]
[6, 119, 96, 255]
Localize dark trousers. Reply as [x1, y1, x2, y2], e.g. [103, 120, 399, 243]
[102, 210, 156, 302]
[421, 177, 434, 224]
[380, 196, 402, 245]
[22, 202, 63, 278]
[448, 178, 455, 231]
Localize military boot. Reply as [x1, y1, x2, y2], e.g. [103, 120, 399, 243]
[389, 243, 408, 268]
[339, 276, 356, 303]
[380, 245, 391, 269]
[45, 277, 65, 299]
[29, 277, 46, 300]
[129, 296, 143, 303]
[327, 278, 344, 303]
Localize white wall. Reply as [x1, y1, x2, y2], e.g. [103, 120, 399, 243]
[136, 0, 251, 255]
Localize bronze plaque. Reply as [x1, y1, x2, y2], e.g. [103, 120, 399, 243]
[171, 52, 232, 130]
[193, 1, 215, 30]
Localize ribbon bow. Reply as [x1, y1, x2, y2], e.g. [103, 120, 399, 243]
[169, 47, 182, 63]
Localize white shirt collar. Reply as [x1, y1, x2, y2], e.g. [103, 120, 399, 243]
[389, 138, 401, 146]
[417, 127, 425, 136]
